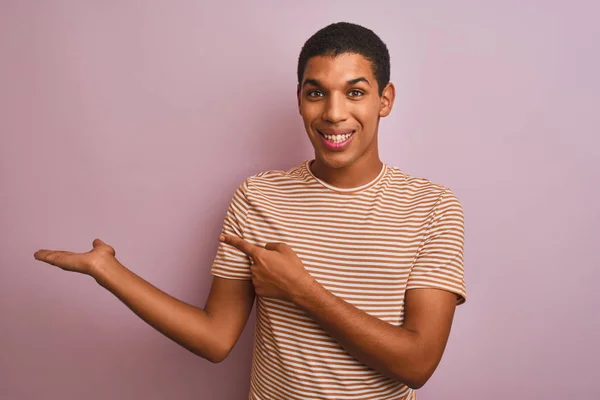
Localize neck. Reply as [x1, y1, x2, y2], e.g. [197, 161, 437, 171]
[310, 154, 383, 189]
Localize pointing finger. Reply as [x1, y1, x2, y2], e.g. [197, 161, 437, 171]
[219, 234, 260, 258]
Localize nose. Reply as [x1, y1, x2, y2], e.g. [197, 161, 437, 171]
[322, 93, 349, 124]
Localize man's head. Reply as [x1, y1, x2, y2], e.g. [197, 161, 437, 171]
[297, 22, 391, 96]
[297, 22, 395, 170]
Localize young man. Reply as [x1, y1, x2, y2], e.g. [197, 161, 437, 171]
[34, 22, 466, 400]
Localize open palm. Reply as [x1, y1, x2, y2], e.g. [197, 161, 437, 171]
[33, 239, 116, 276]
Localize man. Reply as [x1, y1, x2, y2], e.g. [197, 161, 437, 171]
[34, 22, 466, 399]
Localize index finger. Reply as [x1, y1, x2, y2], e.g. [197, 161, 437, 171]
[219, 234, 260, 258]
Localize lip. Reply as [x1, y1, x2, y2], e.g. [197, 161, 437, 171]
[317, 129, 356, 151]
[318, 129, 355, 135]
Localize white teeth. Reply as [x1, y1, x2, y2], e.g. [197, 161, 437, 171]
[323, 133, 353, 143]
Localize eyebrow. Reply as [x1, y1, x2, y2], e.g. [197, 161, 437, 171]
[303, 77, 371, 88]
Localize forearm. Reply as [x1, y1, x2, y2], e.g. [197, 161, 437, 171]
[92, 259, 224, 362]
[291, 280, 428, 388]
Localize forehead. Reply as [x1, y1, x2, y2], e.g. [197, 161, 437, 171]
[302, 53, 376, 85]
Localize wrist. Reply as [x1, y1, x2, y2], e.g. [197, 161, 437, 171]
[289, 274, 321, 306]
[90, 256, 122, 287]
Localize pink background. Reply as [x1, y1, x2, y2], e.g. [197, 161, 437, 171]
[1, 1, 598, 399]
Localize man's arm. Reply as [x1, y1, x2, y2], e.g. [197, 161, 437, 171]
[96, 262, 255, 363]
[219, 234, 459, 388]
[34, 239, 255, 363]
[218, 188, 464, 386]
[291, 282, 457, 389]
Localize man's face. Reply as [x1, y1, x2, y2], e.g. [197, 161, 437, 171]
[297, 53, 394, 169]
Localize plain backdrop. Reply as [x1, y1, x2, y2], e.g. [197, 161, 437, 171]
[1, 1, 598, 399]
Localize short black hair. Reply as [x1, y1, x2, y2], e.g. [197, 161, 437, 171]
[297, 22, 391, 95]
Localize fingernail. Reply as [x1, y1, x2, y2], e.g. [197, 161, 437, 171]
[219, 235, 225, 242]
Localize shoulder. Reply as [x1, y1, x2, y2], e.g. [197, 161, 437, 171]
[385, 165, 459, 205]
[229, 162, 309, 203]
[243, 162, 309, 192]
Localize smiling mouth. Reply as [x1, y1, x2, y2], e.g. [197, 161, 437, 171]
[317, 129, 356, 143]
[317, 129, 356, 150]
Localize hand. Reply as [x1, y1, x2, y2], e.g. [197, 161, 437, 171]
[219, 234, 314, 302]
[33, 238, 117, 278]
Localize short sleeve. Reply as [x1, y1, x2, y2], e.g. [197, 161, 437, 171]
[211, 179, 253, 280]
[407, 189, 467, 305]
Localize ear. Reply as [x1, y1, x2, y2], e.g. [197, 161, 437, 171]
[297, 83, 302, 115]
[379, 82, 396, 118]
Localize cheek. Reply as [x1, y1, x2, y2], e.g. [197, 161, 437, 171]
[353, 104, 379, 129]
[300, 106, 319, 129]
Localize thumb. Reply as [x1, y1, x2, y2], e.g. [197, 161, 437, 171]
[92, 238, 116, 256]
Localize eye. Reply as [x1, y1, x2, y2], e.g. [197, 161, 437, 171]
[348, 89, 364, 97]
[307, 90, 324, 98]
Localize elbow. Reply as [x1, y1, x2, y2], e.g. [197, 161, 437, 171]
[404, 376, 429, 390]
[206, 353, 227, 364]
[202, 350, 228, 364]
[194, 342, 233, 364]
[390, 360, 437, 390]
[398, 371, 433, 390]
[206, 345, 233, 364]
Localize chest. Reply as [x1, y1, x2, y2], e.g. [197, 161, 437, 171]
[244, 195, 425, 316]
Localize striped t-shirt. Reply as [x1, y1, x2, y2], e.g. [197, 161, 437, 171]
[212, 160, 466, 400]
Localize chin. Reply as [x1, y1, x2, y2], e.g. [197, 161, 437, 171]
[316, 152, 356, 169]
